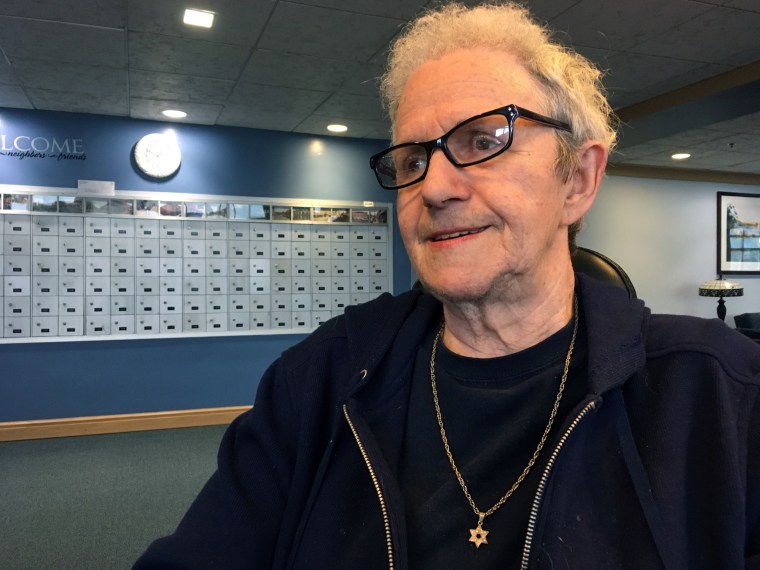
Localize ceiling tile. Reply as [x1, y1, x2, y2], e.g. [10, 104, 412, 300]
[362, 124, 394, 141]
[129, 98, 222, 125]
[515, 0, 582, 22]
[690, 131, 760, 154]
[10, 58, 127, 96]
[697, 109, 760, 134]
[313, 92, 385, 122]
[630, 6, 760, 66]
[611, 143, 673, 161]
[128, 32, 250, 81]
[294, 113, 390, 140]
[369, 48, 392, 68]
[0, 17, 126, 67]
[129, 70, 234, 105]
[625, 63, 733, 105]
[677, 133, 743, 154]
[337, 62, 385, 97]
[724, 160, 760, 173]
[239, 50, 360, 92]
[602, 52, 732, 108]
[126, 0, 275, 46]
[603, 52, 723, 93]
[724, 0, 760, 12]
[617, 152, 757, 172]
[548, 0, 714, 51]
[227, 84, 330, 113]
[293, 0, 429, 20]
[0, 0, 125, 28]
[622, 155, 683, 167]
[421, 0, 581, 44]
[690, 148, 758, 167]
[0, 85, 33, 109]
[690, 0, 733, 5]
[217, 107, 308, 132]
[221, 84, 331, 130]
[653, 128, 734, 149]
[257, 2, 404, 63]
[26, 87, 127, 116]
[0, 58, 18, 86]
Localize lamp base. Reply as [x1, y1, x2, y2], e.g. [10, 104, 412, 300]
[717, 297, 726, 321]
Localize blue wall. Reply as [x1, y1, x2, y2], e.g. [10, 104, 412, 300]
[0, 107, 410, 421]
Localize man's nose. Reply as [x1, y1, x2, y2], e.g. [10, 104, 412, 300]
[419, 149, 470, 208]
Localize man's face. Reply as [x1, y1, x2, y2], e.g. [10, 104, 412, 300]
[394, 47, 579, 304]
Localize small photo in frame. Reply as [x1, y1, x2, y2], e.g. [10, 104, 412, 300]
[113, 199, 136, 215]
[369, 208, 387, 224]
[185, 202, 205, 218]
[293, 206, 311, 221]
[229, 203, 249, 219]
[58, 196, 84, 213]
[718, 191, 760, 274]
[32, 195, 58, 213]
[331, 208, 350, 223]
[206, 203, 228, 219]
[85, 198, 110, 214]
[4, 194, 30, 211]
[272, 206, 292, 221]
[134, 200, 156, 217]
[351, 209, 370, 223]
[250, 204, 270, 220]
[159, 201, 183, 217]
[353, 208, 387, 224]
[312, 207, 332, 223]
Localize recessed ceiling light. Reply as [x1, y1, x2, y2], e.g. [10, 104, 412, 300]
[183, 8, 215, 28]
[162, 109, 187, 119]
[327, 124, 348, 133]
[671, 152, 691, 160]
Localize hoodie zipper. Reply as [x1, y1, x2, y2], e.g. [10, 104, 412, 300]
[343, 404, 395, 569]
[520, 400, 598, 570]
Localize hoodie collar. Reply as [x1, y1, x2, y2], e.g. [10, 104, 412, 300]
[343, 289, 439, 399]
[342, 274, 648, 401]
[576, 273, 649, 394]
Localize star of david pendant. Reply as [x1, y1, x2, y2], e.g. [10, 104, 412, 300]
[469, 522, 489, 548]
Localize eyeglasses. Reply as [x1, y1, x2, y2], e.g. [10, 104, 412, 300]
[369, 104, 571, 190]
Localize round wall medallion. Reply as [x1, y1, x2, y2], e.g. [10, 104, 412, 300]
[133, 133, 182, 179]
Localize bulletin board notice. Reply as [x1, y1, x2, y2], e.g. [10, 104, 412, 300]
[0, 184, 393, 343]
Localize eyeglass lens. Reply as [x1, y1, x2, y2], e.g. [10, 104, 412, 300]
[375, 113, 513, 189]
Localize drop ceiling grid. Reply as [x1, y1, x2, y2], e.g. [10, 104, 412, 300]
[0, 0, 755, 178]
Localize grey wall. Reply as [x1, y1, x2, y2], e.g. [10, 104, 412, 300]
[580, 174, 760, 324]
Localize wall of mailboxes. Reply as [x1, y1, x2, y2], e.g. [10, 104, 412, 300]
[1, 194, 393, 341]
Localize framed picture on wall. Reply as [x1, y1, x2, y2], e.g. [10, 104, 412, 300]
[718, 191, 760, 274]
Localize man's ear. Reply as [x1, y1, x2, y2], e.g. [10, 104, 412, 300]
[563, 141, 607, 225]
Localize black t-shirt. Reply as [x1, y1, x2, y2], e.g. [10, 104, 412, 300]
[399, 310, 588, 569]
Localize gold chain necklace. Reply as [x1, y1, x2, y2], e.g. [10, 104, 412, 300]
[429, 296, 579, 548]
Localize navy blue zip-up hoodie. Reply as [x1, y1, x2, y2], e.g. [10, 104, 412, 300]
[135, 275, 760, 569]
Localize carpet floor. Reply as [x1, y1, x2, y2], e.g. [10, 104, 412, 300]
[0, 425, 226, 569]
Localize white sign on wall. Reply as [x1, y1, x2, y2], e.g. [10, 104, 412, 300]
[0, 134, 86, 162]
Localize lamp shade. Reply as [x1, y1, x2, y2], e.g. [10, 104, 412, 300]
[698, 279, 744, 297]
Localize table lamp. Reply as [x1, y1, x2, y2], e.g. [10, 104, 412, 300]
[698, 277, 744, 321]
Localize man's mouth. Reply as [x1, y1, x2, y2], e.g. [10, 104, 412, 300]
[430, 227, 487, 242]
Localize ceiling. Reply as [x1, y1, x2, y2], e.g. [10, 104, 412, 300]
[1, 0, 759, 183]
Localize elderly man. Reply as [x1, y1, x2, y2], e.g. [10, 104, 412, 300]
[136, 2, 760, 569]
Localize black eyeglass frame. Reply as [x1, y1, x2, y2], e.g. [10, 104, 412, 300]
[369, 104, 572, 190]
